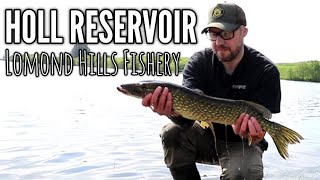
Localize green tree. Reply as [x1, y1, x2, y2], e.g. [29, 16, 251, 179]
[310, 61, 320, 82]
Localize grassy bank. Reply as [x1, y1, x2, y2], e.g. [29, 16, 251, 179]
[277, 61, 320, 82]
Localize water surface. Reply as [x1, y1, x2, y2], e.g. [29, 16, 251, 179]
[0, 62, 319, 179]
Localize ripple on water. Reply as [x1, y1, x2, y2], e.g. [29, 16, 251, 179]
[47, 152, 85, 163]
[57, 165, 105, 174]
[1, 71, 320, 179]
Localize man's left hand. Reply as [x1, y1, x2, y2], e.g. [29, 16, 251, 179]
[232, 113, 266, 144]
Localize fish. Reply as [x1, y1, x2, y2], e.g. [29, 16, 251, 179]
[116, 80, 304, 159]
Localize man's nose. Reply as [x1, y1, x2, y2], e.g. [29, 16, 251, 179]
[215, 35, 225, 45]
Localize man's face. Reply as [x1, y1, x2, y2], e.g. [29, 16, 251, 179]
[209, 26, 247, 62]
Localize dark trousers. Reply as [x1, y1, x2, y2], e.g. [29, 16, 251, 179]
[159, 122, 264, 180]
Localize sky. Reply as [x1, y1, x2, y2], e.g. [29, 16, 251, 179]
[1, 0, 320, 63]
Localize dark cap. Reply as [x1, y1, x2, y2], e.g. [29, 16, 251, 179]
[201, 3, 246, 34]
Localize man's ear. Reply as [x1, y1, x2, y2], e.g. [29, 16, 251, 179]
[241, 26, 248, 37]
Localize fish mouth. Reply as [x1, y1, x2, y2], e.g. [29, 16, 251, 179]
[117, 86, 128, 94]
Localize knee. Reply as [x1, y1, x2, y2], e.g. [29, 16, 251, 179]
[159, 123, 182, 148]
[220, 168, 242, 180]
[220, 163, 263, 180]
[246, 165, 263, 180]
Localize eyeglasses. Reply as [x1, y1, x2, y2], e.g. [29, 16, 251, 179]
[205, 28, 239, 41]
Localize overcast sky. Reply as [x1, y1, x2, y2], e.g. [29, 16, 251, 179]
[1, 0, 320, 63]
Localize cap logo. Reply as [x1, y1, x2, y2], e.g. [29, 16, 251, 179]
[212, 6, 224, 18]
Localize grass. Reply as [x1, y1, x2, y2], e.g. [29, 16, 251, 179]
[276, 61, 320, 82]
[276, 63, 297, 80]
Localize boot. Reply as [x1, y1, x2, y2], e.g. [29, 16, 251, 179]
[169, 163, 201, 180]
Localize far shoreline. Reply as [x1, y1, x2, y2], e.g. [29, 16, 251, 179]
[1, 54, 319, 82]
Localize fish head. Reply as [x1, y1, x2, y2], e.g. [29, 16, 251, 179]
[117, 80, 161, 99]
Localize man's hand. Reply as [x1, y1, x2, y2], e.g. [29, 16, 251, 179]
[232, 113, 266, 144]
[141, 86, 178, 116]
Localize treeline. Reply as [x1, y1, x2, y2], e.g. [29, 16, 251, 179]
[277, 61, 320, 82]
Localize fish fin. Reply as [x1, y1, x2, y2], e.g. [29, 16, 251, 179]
[199, 121, 210, 129]
[247, 133, 252, 146]
[265, 118, 304, 159]
[243, 100, 272, 119]
[191, 88, 204, 94]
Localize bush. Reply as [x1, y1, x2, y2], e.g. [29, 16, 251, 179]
[286, 61, 320, 82]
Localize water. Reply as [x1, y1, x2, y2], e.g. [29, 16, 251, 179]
[0, 61, 320, 179]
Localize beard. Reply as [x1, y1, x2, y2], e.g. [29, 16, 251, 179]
[215, 43, 243, 62]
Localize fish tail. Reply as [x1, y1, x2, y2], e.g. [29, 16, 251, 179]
[264, 120, 304, 159]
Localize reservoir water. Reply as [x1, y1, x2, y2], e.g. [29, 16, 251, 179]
[0, 61, 319, 179]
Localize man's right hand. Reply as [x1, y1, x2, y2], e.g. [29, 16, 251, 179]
[142, 86, 178, 117]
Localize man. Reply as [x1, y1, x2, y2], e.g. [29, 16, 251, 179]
[142, 2, 281, 180]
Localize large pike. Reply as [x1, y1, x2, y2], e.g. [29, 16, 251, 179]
[117, 80, 303, 159]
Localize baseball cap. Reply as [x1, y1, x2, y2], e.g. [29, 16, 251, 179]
[201, 3, 246, 34]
